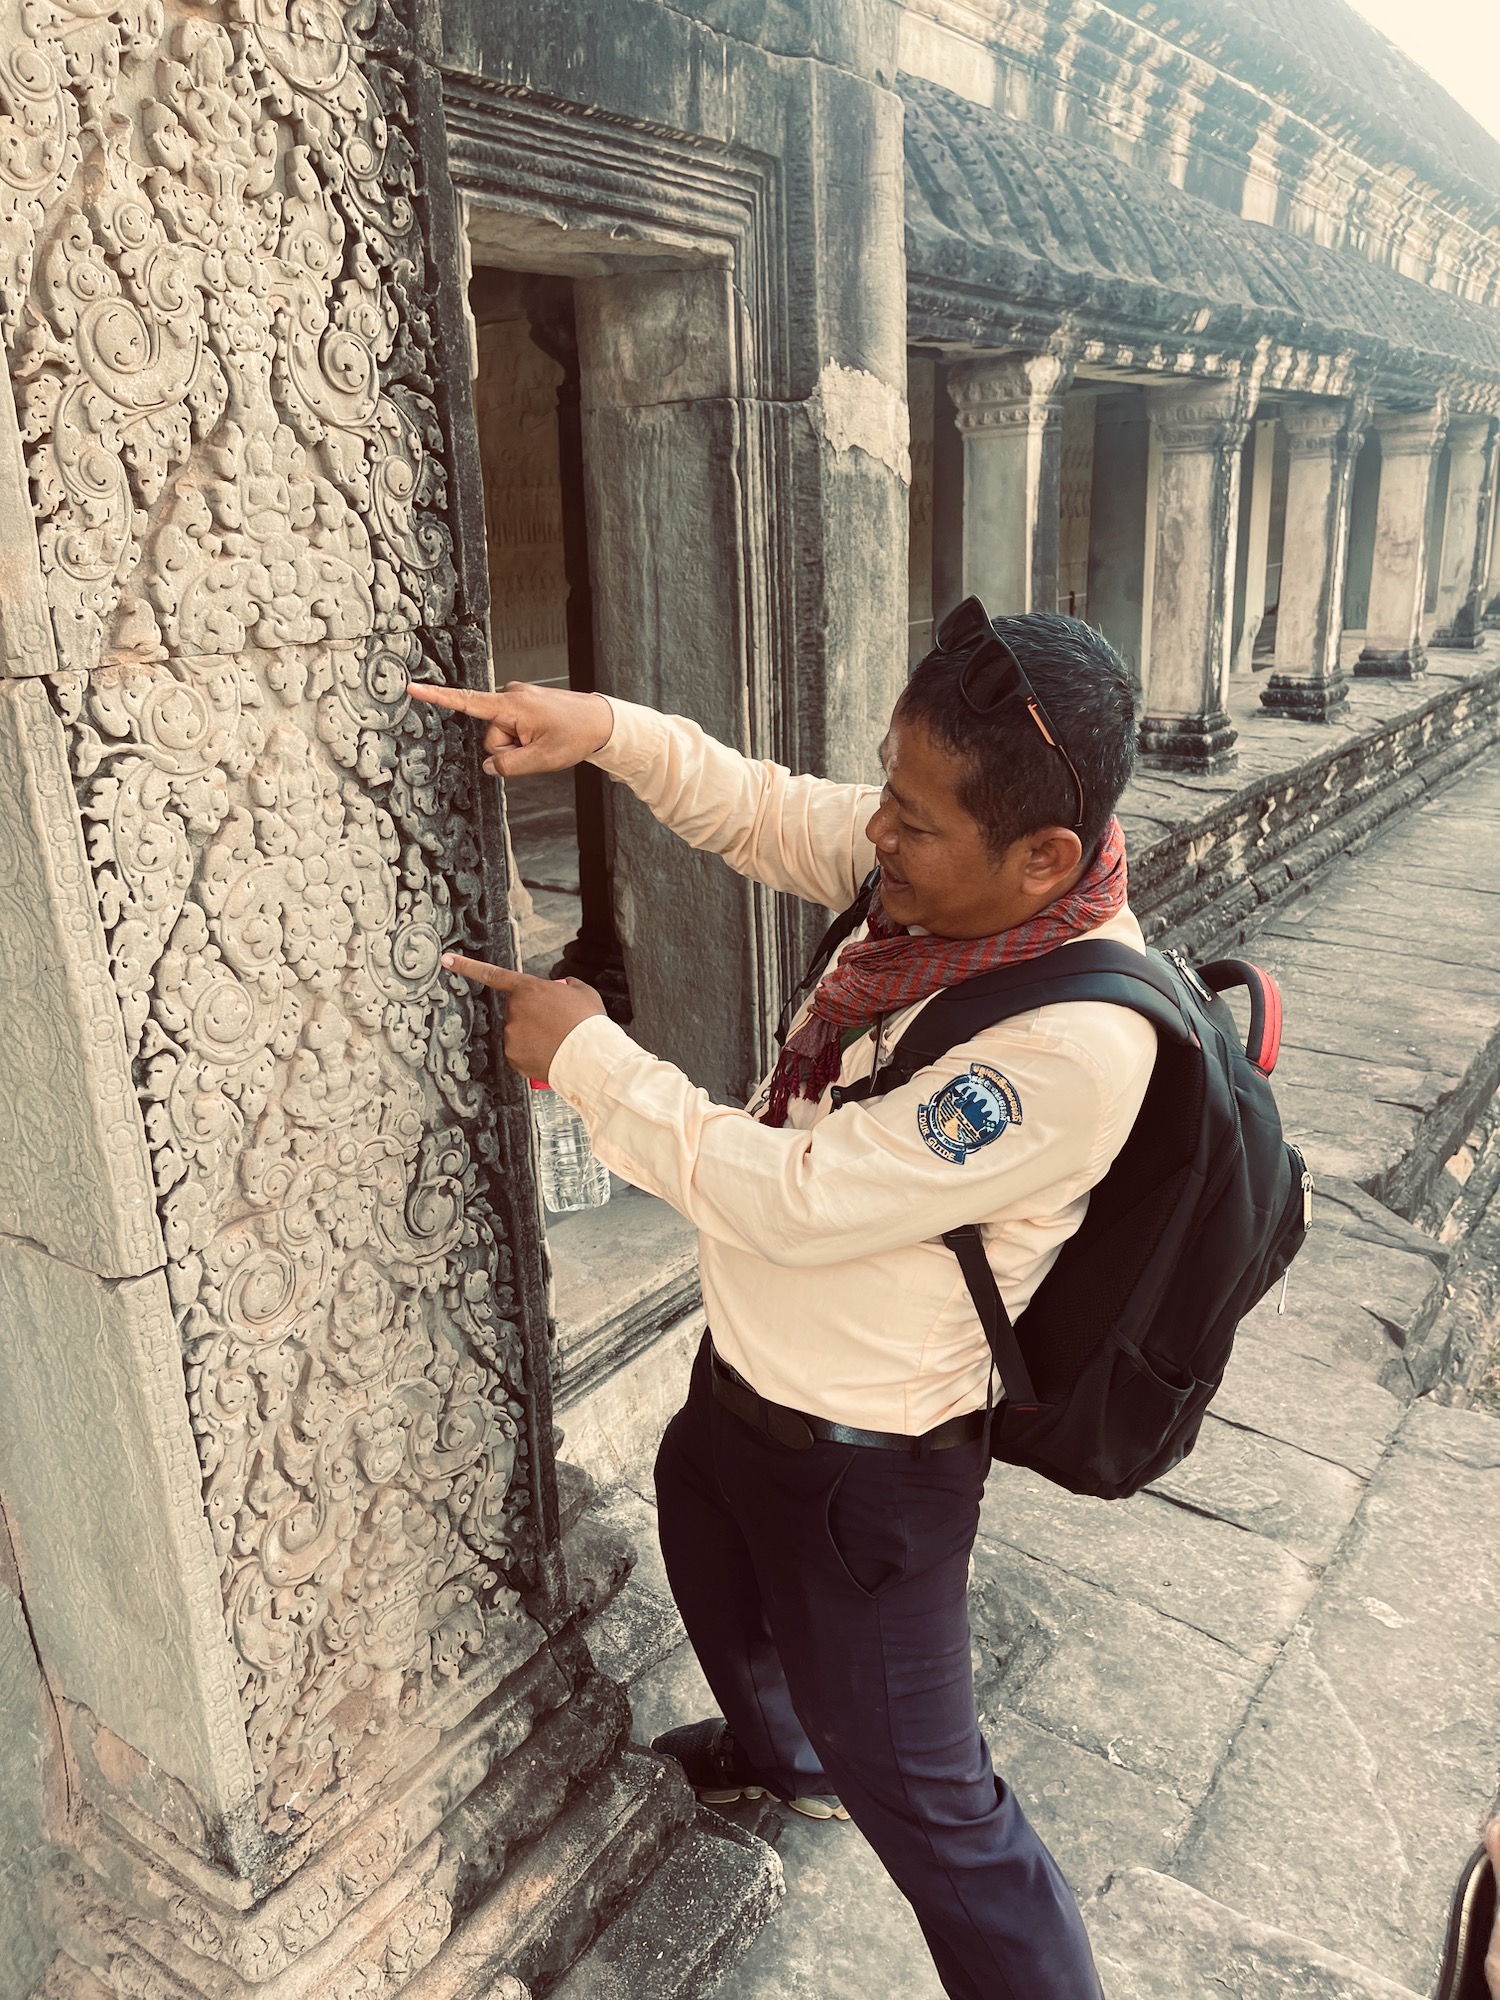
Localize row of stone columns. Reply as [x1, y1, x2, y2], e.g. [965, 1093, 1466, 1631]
[935, 352, 1500, 771]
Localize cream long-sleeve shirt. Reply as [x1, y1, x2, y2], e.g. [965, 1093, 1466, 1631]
[546, 699, 1158, 1434]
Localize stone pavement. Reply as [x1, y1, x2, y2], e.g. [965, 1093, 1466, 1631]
[576, 745, 1500, 2000]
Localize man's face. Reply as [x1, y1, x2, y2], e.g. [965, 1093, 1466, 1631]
[865, 713, 1082, 939]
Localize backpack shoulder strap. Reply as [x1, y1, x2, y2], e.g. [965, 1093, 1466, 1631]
[872, 942, 1196, 1096]
[868, 943, 1200, 1417]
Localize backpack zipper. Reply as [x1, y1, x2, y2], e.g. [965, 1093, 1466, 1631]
[1163, 948, 1215, 1007]
[1278, 1146, 1314, 1314]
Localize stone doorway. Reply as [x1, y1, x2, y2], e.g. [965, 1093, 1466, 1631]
[469, 268, 629, 1019]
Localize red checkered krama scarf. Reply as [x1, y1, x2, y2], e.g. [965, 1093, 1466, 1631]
[760, 815, 1129, 1127]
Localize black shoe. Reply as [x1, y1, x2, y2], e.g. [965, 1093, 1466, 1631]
[651, 1718, 850, 1821]
[1435, 1843, 1496, 2000]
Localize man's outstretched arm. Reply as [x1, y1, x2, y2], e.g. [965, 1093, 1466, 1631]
[408, 678, 878, 911]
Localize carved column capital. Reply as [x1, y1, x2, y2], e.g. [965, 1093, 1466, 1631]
[1444, 412, 1495, 457]
[1146, 376, 1256, 455]
[947, 351, 1072, 435]
[1279, 393, 1371, 462]
[1371, 400, 1449, 457]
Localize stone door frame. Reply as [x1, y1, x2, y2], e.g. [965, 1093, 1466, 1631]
[441, 73, 804, 1093]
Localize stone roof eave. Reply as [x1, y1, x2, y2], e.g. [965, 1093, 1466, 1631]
[903, 78, 1500, 411]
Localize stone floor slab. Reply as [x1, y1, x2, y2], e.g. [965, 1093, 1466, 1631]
[625, 1640, 717, 1754]
[1173, 1400, 1500, 1991]
[1212, 1333, 1405, 1477]
[1148, 1415, 1366, 1568]
[1090, 1869, 1424, 2000]
[984, 1710, 1191, 1898]
[969, 1540, 1259, 1801]
[978, 1469, 1318, 1664]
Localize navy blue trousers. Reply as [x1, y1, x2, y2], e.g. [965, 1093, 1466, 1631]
[653, 1336, 1104, 2000]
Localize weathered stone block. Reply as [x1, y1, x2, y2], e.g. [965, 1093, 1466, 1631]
[0, 681, 160, 1278]
[0, 1240, 251, 1826]
[549, 1813, 783, 2000]
[713, 1811, 942, 2000]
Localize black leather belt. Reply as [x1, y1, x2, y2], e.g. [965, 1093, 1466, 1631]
[709, 1344, 987, 1454]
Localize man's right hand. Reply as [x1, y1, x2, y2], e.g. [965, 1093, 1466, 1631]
[406, 679, 614, 778]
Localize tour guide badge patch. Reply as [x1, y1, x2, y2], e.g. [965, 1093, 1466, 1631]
[918, 1063, 1023, 1164]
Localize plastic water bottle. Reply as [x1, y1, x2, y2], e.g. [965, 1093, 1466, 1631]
[530, 1082, 611, 1213]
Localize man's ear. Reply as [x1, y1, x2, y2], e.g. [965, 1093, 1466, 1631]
[1022, 827, 1086, 893]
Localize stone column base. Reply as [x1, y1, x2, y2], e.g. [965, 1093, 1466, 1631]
[1138, 710, 1237, 774]
[1353, 645, 1427, 678]
[1430, 625, 1484, 651]
[1259, 672, 1350, 721]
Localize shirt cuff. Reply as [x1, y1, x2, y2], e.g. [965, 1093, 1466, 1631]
[546, 1012, 639, 1124]
[585, 696, 669, 787]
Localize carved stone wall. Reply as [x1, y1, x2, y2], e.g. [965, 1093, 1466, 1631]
[0, 0, 537, 1852]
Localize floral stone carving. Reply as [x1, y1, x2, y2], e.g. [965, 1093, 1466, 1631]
[5, 0, 535, 1828]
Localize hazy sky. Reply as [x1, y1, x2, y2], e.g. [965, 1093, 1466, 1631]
[1344, 0, 1500, 144]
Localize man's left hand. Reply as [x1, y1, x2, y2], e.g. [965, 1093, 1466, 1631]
[442, 954, 606, 1080]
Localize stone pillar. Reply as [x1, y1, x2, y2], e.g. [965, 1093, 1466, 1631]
[1354, 402, 1450, 677]
[948, 352, 1072, 615]
[0, 2, 787, 1994]
[1138, 379, 1257, 772]
[1486, 493, 1500, 628]
[908, 354, 936, 662]
[1261, 397, 1370, 720]
[931, 359, 966, 627]
[1085, 392, 1153, 688]
[1432, 415, 1499, 649]
[1232, 417, 1278, 674]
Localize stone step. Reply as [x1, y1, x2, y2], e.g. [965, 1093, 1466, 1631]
[1089, 1868, 1424, 2000]
[406, 1749, 696, 2000]
[549, 1813, 782, 2000]
[1171, 1399, 1500, 1993]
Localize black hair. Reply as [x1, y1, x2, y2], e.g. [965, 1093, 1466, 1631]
[895, 612, 1136, 859]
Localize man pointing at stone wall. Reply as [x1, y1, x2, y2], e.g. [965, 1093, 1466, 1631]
[408, 605, 1153, 2000]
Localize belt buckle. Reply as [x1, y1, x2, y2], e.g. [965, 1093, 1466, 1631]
[765, 1405, 816, 1451]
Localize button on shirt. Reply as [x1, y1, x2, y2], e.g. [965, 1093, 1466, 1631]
[546, 699, 1159, 1436]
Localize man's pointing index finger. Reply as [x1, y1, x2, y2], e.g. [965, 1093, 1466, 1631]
[442, 952, 526, 994]
[407, 681, 505, 719]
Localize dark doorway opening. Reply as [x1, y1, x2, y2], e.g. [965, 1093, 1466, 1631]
[468, 267, 630, 1021]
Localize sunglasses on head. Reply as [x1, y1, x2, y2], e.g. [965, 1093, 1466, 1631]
[932, 597, 1087, 835]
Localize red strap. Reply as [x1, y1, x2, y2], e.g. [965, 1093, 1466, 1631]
[1199, 958, 1284, 1075]
[1249, 966, 1284, 1075]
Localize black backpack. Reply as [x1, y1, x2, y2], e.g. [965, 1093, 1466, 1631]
[793, 881, 1311, 1500]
